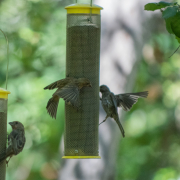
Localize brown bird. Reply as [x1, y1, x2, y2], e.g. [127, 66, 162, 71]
[100, 85, 148, 137]
[44, 77, 92, 119]
[0, 121, 26, 165]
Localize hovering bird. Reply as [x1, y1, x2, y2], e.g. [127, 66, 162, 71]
[99, 85, 148, 137]
[0, 121, 26, 165]
[44, 77, 92, 119]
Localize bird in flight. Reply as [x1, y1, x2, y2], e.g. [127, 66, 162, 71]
[44, 77, 92, 119]
[100, 85, 148, 137]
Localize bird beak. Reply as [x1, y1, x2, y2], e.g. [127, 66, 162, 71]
[9, 122, 14, 126]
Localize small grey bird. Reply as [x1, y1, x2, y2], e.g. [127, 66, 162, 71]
[44, 77, 92, 119]
[100, 85, 148, 137]
[0, 121, 26, 165]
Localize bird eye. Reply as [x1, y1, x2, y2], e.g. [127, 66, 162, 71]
[15, 122, 18, 124]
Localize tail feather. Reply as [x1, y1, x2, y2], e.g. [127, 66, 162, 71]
[114, 115, 125, 137]
[46, 96, 59, 119]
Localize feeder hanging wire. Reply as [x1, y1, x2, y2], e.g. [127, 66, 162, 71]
[0, 29, 9, 90]
[75, 0, 93, 21]
[90, 0, 93, 22]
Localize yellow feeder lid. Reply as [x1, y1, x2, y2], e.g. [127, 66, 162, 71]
[65, 3, 103, 14]
[0, 88, 10, 99]
[62, 156, 101, 159]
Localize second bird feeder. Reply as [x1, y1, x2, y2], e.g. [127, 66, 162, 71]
[63, 3, 103, 158]
[0, 88, 10, 179]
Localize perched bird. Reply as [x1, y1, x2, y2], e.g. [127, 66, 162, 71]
[100, 85, 148, 137]
[44, 77, 92, 119]
[0, 121, 26, 165]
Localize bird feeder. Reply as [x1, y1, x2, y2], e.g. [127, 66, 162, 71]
[0, 88, 10, 179]
[63, 3, 103, 158]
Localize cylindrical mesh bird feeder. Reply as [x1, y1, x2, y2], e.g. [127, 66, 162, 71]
[63, 3, 103, 158]
[0, 88, 10, 179]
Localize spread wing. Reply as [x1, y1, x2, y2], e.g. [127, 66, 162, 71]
[54, 83, 80, 108]
[44, 77, 74, 90]
[115, 91, 148, 111]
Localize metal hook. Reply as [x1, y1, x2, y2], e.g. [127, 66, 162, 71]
[0, 29, 9, 90]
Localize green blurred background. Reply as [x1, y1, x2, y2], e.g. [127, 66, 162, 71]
[0, 0, 67, 179]
[0, 0, 180, 179]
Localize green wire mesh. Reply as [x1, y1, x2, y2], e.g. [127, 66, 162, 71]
[0, 98, 7, 180]
[64, 14, 101, 156]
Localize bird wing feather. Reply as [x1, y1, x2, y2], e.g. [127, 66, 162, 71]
[109, 93, 125, 137]
[115, 91, 148, 111]
[54, 83, 80, 108]
[109, 93, 118, 111]
[9, 130, 25, 155]
[44, 77, 74, 90]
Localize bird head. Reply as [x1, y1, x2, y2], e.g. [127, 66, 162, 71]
[9, 121, 24, 130]
[100, 85, 110, 93]
[78, 78, 92, 88]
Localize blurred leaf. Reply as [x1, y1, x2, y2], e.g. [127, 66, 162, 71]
[165, 16, 174, 34]
[162, 6, 178, 19]
[153, 168, 177, 180]
[144, 1, 173, 11]
[175, 36, 180, 43]
[171, 11, 180, 38]
[159, 1, 173, 7]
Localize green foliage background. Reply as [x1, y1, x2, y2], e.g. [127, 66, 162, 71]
[116, 16, 180, 180]
[117, 33, 180, 180]
[0, 0, 180, 180]
[0, 0, 67, 179]
[145, 1, 180, 43]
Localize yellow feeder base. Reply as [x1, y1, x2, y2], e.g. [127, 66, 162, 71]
[0, 88, 10, 99]
[62, 156, 101, 159]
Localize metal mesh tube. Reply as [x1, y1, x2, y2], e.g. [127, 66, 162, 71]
[64, 14, 101, 156]
[0, 98, 7, 179]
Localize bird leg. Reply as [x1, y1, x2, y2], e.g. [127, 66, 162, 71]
[6, 155, 12, 167]
[99, 115, 108, 126]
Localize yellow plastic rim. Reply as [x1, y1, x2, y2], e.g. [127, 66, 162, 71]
[62, 156, 101, 159]
[0, 88, 10, 99]
[65, 3, 103, 14]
